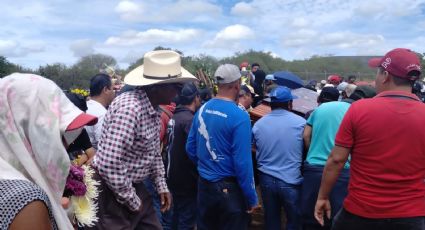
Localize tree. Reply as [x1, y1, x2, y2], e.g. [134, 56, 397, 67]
[73, 54, 117, 81]
[0, 56, 30, 77]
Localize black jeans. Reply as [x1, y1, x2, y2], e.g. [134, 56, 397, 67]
[197, 177, 249, 230]
[332, 208, 425, 230]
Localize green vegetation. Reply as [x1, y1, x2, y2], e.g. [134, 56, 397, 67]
[1, 48, 424, 89]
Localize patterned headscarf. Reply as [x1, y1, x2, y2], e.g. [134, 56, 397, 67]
[0, 73, 84, 229]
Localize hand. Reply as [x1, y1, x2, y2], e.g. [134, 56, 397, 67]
[314, 198, 331, 226]
[61, 197, 70, 209]
[160, 192, 172, 213]
[247, 204, 261, 214]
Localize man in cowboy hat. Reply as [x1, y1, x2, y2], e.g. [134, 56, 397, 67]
[90, 50, 198, 229]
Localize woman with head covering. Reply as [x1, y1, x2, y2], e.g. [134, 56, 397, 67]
[0, 73, 97, 229]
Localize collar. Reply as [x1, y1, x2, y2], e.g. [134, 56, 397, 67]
[376, 90, 420, 101]
[136, 89, 157, 116]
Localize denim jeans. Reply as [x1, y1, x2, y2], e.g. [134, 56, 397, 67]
[300, 163, 349, 230]
[259, 172, 301, 230]
[332, 208, 425, 230]
[166, 194, 197, 230]
[197, 177, 249, 230]
[144, 178, 174, 229]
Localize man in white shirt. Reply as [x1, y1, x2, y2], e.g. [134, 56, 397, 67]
[86, 74, 115, 149]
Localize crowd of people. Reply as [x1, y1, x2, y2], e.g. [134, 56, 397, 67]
[0, 48, 424, 230]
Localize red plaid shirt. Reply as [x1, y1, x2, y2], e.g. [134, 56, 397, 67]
[93, 89, 169, 211]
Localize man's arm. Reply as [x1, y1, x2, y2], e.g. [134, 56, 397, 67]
[314, 145, 350, 226]
[232, 115, 258, 209]
[303, 125, 312, 160]
[95, 106, 141, 211]
[185, 115, 198, 163]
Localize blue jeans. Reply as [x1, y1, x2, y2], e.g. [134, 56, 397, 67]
[300, 163, 349, 230]
[259, 172, 301, 230]
[197, 177, 249, 230]
[332, 208, 425, 230]
[143, 178, 173, 228]
[166, 194, 196, 230]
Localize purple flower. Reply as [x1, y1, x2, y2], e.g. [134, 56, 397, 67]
[65, 178, 87, 196]
[64, 165, 87, 196]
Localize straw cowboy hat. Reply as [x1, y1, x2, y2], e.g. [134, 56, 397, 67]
[124, 50, 198, 86]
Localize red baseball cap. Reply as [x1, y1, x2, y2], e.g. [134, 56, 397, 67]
[368, 48, 421, 80]
[66, 113, 98, 131]
[328, 75, 341, 84]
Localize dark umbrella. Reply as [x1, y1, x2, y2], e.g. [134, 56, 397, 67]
[273, 71, 304, 89]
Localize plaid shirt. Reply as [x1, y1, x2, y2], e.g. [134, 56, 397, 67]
[93, 89, 169, 211]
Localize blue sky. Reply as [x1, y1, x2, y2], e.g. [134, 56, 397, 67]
[1, 0, 425, 69]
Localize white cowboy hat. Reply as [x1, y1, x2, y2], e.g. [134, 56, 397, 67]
[124, 50, 198, 86]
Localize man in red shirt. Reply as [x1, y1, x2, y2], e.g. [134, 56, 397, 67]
[314, 48, 425, 230]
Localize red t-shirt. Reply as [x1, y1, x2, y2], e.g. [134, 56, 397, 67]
[335, 90, 425, 218]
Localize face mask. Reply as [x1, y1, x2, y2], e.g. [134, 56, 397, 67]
[63, 128, 83, 146]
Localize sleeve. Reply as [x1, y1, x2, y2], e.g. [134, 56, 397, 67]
[79, 129, 93, 151]
[93, 115, 105, 149]
[306, 109, 315, 126]
[185, 113, 198, 163]
[149, 144, 169, 194]
[335, 105, 355, 148]
[95, 106, 141, 211]
[232, 114, 258, 208]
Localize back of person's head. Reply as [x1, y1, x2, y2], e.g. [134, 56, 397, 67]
[90, 74, 112, 97]
[178, 83, 199, 105]
[344, 84, 357, 98]
[269, 86, 297, 110]
[349, 85, 377, 101]
[65, 92, 88, 112]
[318, 86, 339, 103]
[199, 87, 212, 104]
[215, 64, 242, 88]
[253, 69, 266, 82]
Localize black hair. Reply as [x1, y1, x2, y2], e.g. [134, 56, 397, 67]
[270, 101, 290, 110]
[65, 92, 88, 112]
[251, 63, 260, 68]
[90, 74, 112, 97]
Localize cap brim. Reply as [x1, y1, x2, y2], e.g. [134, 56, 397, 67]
[66, 113, 98, 131]
[124, 65, 198, 86]
[368, 58, 382, 68]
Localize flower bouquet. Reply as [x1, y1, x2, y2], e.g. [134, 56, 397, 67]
[64, 164, 99, 227]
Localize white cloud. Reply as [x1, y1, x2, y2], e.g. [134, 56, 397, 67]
[0, 39, 45, 57]
[115, 0, 144, 22]
[70, 39, 96, 57]
[282, 29, 319, 47]
[290, 18, 310, 28]
[0, 40, 18, 55]
[231, 2, 255, 16]
[320, 32, 385, 49]
[105, 29, 202, 46]
[204, 24, 255, 49]
[114, 0, 222, 23]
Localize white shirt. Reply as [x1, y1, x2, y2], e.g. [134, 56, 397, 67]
[86, 99, 107, 149]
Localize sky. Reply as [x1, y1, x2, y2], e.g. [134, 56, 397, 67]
[1, 0, 425, 69]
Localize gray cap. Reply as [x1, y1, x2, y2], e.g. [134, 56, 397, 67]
[214, 64, 242, 84]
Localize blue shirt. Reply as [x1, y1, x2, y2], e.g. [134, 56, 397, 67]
[306, 101, 350, 168]
[186, 98, 258, 207]
[252, 109, 306, 185]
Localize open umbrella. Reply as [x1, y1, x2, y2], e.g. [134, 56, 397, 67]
[273, 71, 304, 89]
